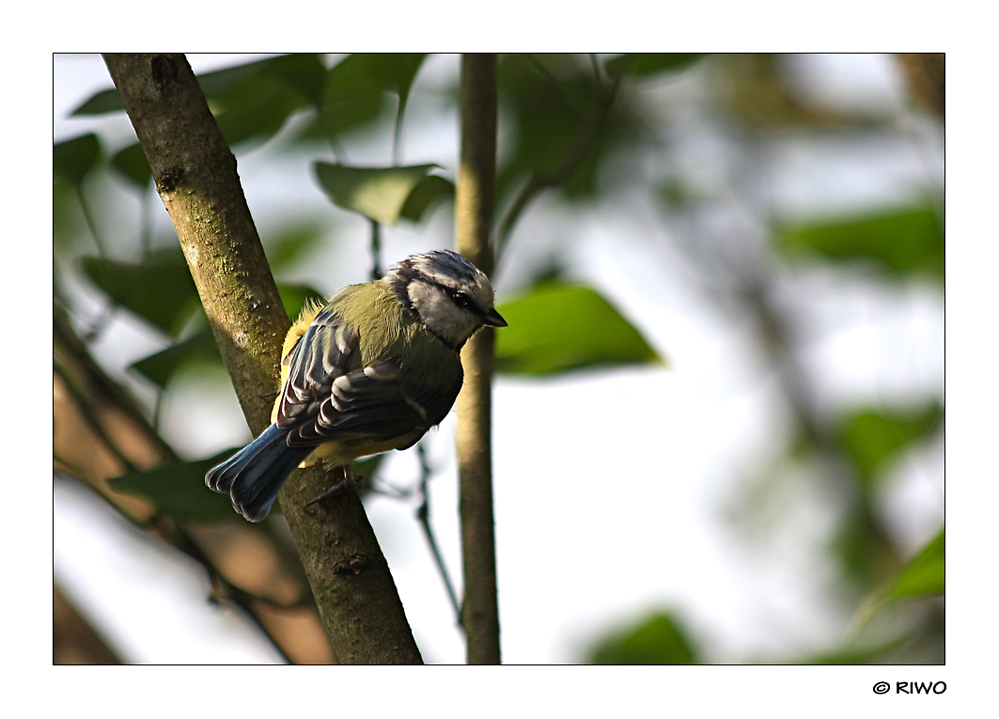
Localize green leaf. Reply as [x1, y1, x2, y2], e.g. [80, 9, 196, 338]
[398, 174, 454, 223]
[494, 283, 663, 375]
[312, 54, 387, 140]
[359, 53, 425, 111]
[496, 54, 643, 201]
[589, 611, 698, 664]
[888, 529, 944, 602]
[201, 55, 327, 146]
[71, 87, 125, 115]
[314, 163, 439, 226]
[210, 81, 306, 148]
[109, 453, 241, 521]
[854, 529, 945, 633]
[111, 143, 152, 188]
[776, 206, 944, 280]
[359, 54, 425, 96]
[279, 284, 328, 321]
[252, 53, 327, 106]
[109, 449, 390, 522]
[54, 133, 101, 185]
[839, 402, 943, 488]
[605, 54, 707, 79]
[266, 225, 328, 270]
[81, 250, 197, 335]
[73, 55, 326, 145]
[130, 329, 219, 388]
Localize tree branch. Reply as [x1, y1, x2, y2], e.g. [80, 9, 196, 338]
[454, 53, 502, 664]
[103, 53, 421, 664]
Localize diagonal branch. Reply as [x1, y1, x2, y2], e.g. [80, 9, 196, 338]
[102, 53, 421, 664]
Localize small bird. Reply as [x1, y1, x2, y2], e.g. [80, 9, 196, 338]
[206, 249, 507, 522]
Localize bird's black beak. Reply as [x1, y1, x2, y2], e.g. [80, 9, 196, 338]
[482, 307, 508, 328]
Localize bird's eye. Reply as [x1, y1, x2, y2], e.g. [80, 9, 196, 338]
[451, 291, 473, 308]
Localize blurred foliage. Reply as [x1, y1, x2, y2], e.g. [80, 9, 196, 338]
[777, 206, 944, 280]
[109, 451, 385, 523]
[55, 54, 943, 665]
[495, 54, 622, 201]
[130, 330, 219, 389]
[74, 54, 328, 148]
[588, 611, 698, 664]
[885, 528, 944, 602]
[111, 142, 153, 189]
[829, 402, 942, 588]
[81, 250, 199, 336]
[838, 402, 943, 490]
[54, 132, 101, 185]
[605, 53, 706, 79]
[109, 451, 241, 521]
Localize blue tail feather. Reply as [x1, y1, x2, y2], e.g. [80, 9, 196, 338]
[206, 424, 312, 522]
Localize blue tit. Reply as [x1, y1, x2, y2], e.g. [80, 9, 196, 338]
[206, 249, 507, 522]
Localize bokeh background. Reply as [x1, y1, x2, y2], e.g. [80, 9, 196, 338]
[54, 53, 943, 664]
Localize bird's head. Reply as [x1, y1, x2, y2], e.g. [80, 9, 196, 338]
[385, 249, 507, 349]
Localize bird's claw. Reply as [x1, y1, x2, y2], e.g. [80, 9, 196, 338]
[306, 468, 363, 510]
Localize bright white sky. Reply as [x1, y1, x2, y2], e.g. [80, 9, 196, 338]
[38, 48, 994, 713]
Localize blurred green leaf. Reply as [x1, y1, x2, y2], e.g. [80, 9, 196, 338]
[202, 55, 326, 146]
[73, 55, 326, 146]
[211, 79, 308, 147]
[109, 453, 240, 521]
[589, 611, 697, 664]
[109, 449, 389, 522]
[855, 529, 944, 634]
[839, 402, 943, 488]
[71, 87, 125, 115]
[399, 174, 454, 223]
[359, 54, 425, 96]
[495, 283, 663, 375]
[266, 225, 328, 270]
[605, 54, 707, 78]
[251, 53, 327, 106]
[888, 529, 944, 602]
[81, 250, 197, 335]
[776, 206, 944, 280]
[54, 181, 88, 249]
[54, 133, 101, 185]
[497, 54, 632, 200]
[359, 53, 425, 121]
[314, 163, 438, 226]
[130, 329, 219, 388]
[111, 143, 152, 188]
[311, 54, 387, 141]
[279, 284, 328, 320]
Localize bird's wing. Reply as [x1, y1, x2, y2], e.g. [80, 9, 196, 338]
[274, 305, 424, 448]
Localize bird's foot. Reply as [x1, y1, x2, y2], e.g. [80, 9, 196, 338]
[306, 466, 363, 509]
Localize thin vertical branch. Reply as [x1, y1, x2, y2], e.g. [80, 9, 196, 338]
[416, 445, 462, 623]
[454, 53, 501, 664]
